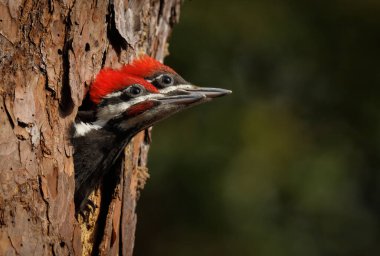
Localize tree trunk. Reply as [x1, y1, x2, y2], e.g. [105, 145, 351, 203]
[0, 0, 180, 255]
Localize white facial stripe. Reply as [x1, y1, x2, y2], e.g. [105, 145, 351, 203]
[74, 84, 196, 137]
[95, 94, 163, 126]
[74, 94, 164, 137]
[73, 122, 102, 138]
[104, 91, 123, 98]
[99, 84, 195, 122]
[158, 84, 195, 94]
[147, 74, 164, 83]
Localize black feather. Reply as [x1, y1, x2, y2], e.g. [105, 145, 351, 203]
[72, 126, 133, 213]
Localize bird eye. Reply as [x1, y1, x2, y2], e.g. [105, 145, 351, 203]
[128, 85, 143, 96]
[161, 75, 173, 85]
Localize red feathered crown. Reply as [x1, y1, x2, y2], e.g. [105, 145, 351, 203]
[90, 55, 176, 104]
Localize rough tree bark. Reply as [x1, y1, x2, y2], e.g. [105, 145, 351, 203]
[0, 0, 181, 255]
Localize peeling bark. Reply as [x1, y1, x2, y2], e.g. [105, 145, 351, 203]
[0, 0, 181, 255]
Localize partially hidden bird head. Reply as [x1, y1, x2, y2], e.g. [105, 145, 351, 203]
[74, 55, 231, 137]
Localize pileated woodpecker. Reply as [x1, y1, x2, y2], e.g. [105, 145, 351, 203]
[72, 55, 231, 212]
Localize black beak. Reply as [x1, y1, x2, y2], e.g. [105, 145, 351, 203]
[184, 87, 232, 98]
[157, 93, 206, 105]
[114, 86, 231, 135]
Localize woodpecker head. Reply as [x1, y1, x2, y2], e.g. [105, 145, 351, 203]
[73, 55, 231, 137]
[73, 56, 231, 213]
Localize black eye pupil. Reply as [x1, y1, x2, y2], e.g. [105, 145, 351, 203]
[162, 75, 172, 84]
[130, 86, 141, 95]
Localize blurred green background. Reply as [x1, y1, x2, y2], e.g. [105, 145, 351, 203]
[135, 0, 380, 255]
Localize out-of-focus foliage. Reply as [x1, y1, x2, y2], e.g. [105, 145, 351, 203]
[135, 0, 380, 255]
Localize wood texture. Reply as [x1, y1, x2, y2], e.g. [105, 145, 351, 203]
[0, 0, 181, 255]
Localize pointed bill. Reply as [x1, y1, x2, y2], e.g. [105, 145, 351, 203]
[183, 87, 232, 98]
[157, 93, 206, 105]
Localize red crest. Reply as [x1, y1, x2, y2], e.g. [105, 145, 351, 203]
[90, 55, 174, 104]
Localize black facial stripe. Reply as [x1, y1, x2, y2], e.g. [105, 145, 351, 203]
[98, 85, 148, 108]
[151, 80, 164, 89]
[146, 72, 188, 89]
[98, 96, 125, 108]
